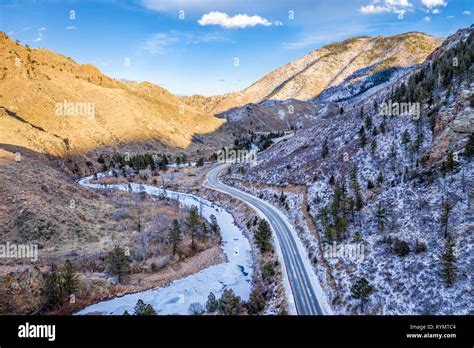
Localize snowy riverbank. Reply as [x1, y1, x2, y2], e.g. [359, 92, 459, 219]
[75, 174, 253, 315]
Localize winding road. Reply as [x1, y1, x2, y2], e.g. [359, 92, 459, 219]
[205, 163, 329, 315]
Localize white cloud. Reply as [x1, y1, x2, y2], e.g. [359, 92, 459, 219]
[141, 30, 231, 54]
[421, 0, 447, 8]
[423, 16, 431, 21]
[32, 28, 44, 42]
[463, 10, 471, 15]
[446, 15, 455, 19]
[360, 5, 391, 14]
[385, 0, 412, 7]
[432, 8, 440, 14]
[141, 32, 180, 54]
[359, 0, 413, 18]
[198, 11, 272, 29]
[65, 26, 77, 30]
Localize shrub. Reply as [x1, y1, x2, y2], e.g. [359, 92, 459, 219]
[391, 238, 410, 256]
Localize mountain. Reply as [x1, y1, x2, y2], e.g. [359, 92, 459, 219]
[183, 32, 443, 115]
[0, 32, 227, 158]
[223, 27, 473, 314]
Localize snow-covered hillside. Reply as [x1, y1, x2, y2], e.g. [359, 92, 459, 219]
[223, 27, 474, 315]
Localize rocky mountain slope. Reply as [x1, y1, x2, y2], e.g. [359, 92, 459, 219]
[223, 27, 473, 314]
[183, 32, 443, 115]
[0, 32, 227, 158]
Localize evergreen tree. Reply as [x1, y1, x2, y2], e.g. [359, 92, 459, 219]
[351, 277, 374, 313]
[133, 299, 157, 315]
[440, 201, 452, 238]
[355, 192, 364, 212]
[352, 231, 363, 243]
[218, 289, 242, 315]
[255, 220, 272, 253]
[442, 151, 458, 173]
[106, 245, 130, 284]
[359, 127, 367, 147]
[376, 171, 384, 187]
[206, 292, 218, 313]
[209, 214, 220, 236]
[367, 180, 374, 190]
[374, 203, 386, 232]
[365, 114, 373, 129]
[440, 237, 456, 287]
[168, 219, 182, 256]
[465, 133, 474, 158]
[43, 264, 63, 309]
[247, 286, 266, 315]
[371, 139, 377, 155]
[186, 206, 201, 250]
[321, 138, 329, 158]
[350, 165, 360, 193]
[328, 175, 335, 185]
[60, 259, 79, 300]
[380, 120, 386, 134]
[401, 130, 411, 145]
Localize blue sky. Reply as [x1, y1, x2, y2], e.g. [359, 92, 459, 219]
[1, 0, 472, 96]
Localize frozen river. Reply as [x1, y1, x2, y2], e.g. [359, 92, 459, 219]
[76, 173, 253, 315]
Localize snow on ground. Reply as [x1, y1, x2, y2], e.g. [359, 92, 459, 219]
[76, 175, 253, 315]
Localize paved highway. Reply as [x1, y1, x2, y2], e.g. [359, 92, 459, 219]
[205, 163, 327, 315]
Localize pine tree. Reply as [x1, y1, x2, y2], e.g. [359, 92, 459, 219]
[440, 237, 456, 287]
[374, 202, 386, 232]
[371, 139, 377, 155]
[380, 120, 386, 134]
[350, 165, 360, 193]
[351, 277, 374, 313]
[186, 206, 200, 250]
[218, 289, 242, 315]
[321, 138, 329, 158]
[367, 180, 374, 189]
[365, 114, 373, 129]
[255, 220, 272, 253]
[209, 214, 220, 236]
[355, 192, 364, 212]
[376, 171, 384, 187]
[60, 259, 79, 300]
[402, 130, 411, 145]
[106, 245, 130, 284]
[465, 133, 474, 158]
[247, 286, 266, 315]
[442, 151, 457, 174]
[133, 299, 157, 315]
[168, 219, 182, 256]
[206, 292, 218, 313]
[43, 264, 63, 309]
[440, 201, 452, 238]
[359, 126, 367, 147]
[352, 231, 363, 243]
